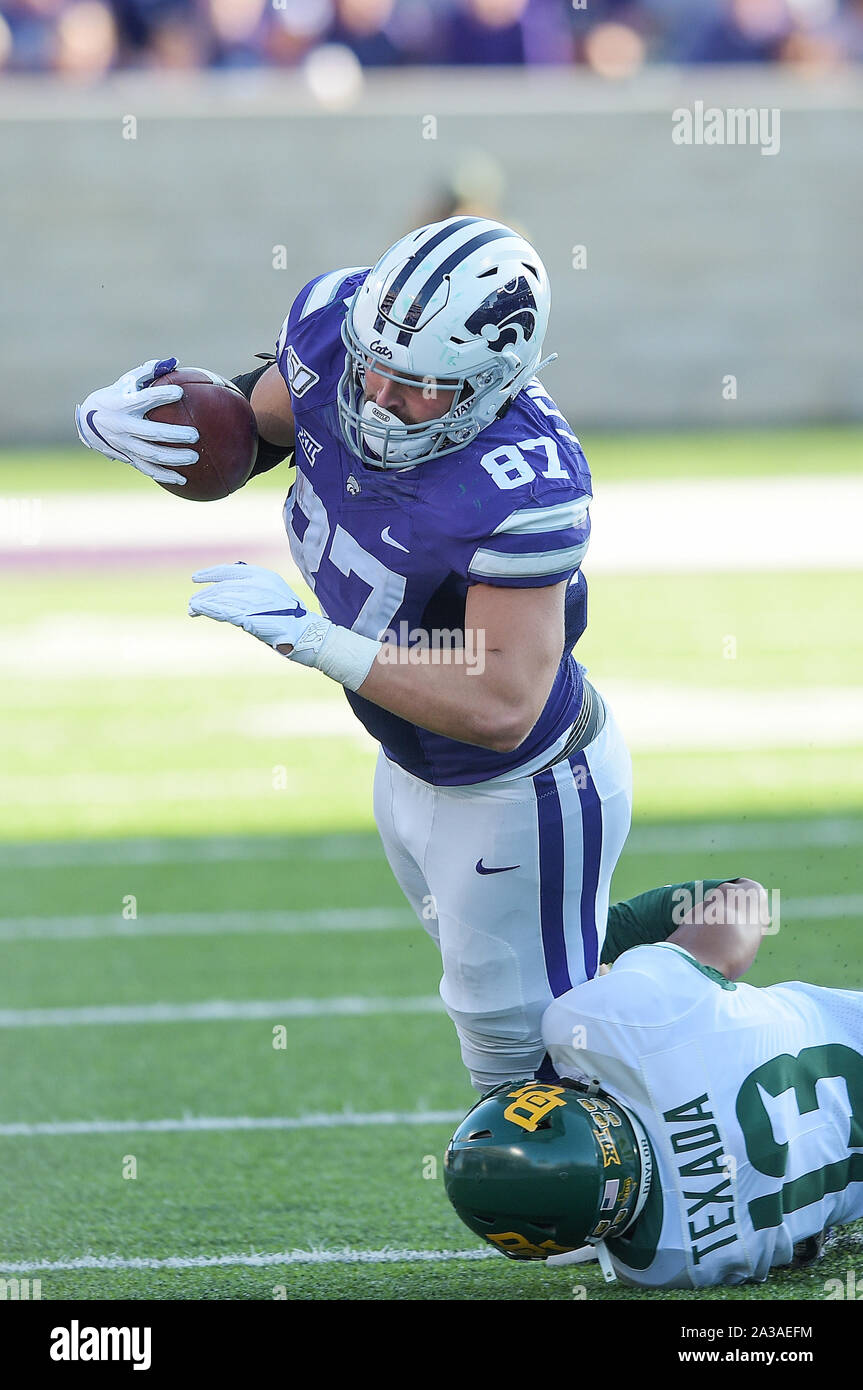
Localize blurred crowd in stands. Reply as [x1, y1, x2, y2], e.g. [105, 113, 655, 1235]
[1, 0, 861, 77]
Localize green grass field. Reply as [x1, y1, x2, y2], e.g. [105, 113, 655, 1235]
[1, 824, 861, 1301]
[1, 429, 861, 1301]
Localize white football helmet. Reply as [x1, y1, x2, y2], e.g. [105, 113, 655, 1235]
[337, 216, 554, 469]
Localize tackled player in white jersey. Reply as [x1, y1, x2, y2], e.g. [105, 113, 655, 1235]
[445, 877, 863, 1288]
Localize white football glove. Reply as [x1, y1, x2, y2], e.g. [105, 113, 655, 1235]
[188, 563, 327, 658]
[74, 357, 200, 485]
[188, 562, 381, 691]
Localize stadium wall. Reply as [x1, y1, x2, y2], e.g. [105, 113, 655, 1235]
[2, 68, 861, 442]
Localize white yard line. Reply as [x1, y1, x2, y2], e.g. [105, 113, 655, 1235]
[0, 995, 443, 1029]
[0, 615, 320, 679]
[602, 682, 863, 751]
[0, 907, 416, 941]
[0, 1109, 464, 1138]
[0, 770, 326, 805]
[0, 818, 861, 871]
[237, 684, 863, 751]
[0, 894, 859, 943]
[0, 835, 384, 868]
[6, 477, 863, 571]
[3, 613, 863, 752]
[0, 1247, 497, 1273]
[623, 819, 863, 853]
[5, 688, 863, 755]
[587, 477, 863, 574]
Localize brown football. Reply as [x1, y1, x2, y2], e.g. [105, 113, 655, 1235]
[146, 368, 258, 501]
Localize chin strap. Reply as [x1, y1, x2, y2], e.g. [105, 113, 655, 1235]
[544, 1242, 616, 1281]
[595, 1242, 617, 1283]
[535, 352, 559, 374]
[501, 351, 559, 416]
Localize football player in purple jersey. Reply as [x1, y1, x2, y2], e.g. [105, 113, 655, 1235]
[76, 217, 633, 1091]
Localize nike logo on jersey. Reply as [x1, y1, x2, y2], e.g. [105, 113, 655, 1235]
[475, 859, 521, 875]
[381, 526, 409, 553]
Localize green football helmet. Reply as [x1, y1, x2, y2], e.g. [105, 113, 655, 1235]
[444, 1079, 653, 1273]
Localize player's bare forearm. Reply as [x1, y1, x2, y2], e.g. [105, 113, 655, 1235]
[276, 579, 566, 752]
[358, 581, 564, 751]
[250, 364, 295, 448]
[354, 645, 540, 751]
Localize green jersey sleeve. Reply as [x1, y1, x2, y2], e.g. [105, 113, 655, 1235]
[601, 880, 732, 965]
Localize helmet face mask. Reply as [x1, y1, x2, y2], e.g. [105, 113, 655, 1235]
[443, 1079, 653, 1263]
[337, 316, 497, 468]
[336, 216, 553, 470]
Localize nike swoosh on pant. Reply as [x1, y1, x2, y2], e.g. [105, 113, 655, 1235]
[475, 859, 521, 875]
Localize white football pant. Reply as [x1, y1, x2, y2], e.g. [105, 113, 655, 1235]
[373, 705, 632, 1091]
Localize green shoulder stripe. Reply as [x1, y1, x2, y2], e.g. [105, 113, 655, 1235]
[653, 943, 737, 991]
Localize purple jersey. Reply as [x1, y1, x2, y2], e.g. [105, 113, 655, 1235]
[275, 268, 593, 786]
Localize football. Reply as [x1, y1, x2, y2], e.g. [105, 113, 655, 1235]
[146, 367, 258, 501]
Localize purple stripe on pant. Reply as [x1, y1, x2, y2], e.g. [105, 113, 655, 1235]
[534, 768, 573, 997]
[572, 754, 602, 979]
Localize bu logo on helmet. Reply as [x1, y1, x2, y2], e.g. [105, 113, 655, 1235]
[486, 1231, 576, 1258]
[504, 1083, 567, 1133]
[464, 275, 538, 352]
[369, 339, 393, 359]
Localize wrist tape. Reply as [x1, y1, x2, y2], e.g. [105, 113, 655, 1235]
[289, 619, 381, 692]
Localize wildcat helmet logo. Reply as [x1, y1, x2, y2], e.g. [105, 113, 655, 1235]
[464, 275, 538, 353]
